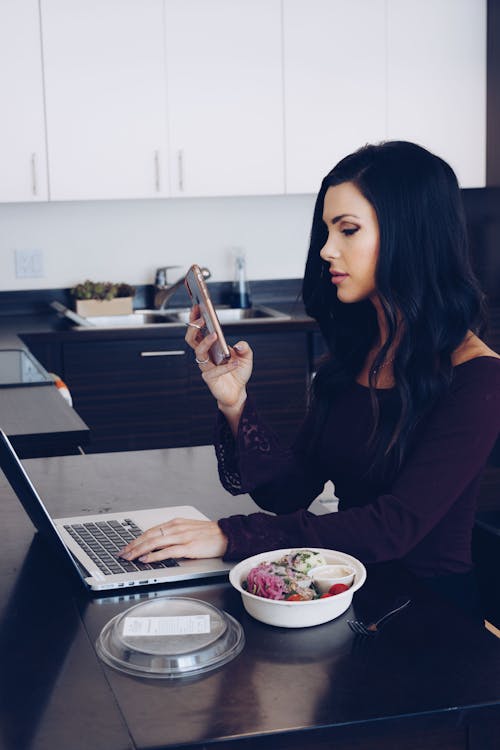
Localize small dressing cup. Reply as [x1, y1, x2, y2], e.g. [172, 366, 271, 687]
[310, 564, 356, 594]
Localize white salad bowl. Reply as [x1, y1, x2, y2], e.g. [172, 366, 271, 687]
[229, 548, 366, 628]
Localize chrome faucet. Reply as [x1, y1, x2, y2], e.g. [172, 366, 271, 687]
[153, 266, 211, 310]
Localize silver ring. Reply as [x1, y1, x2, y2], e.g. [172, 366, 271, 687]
[185, 321, 202, 329]
[195, 356, 210, 365]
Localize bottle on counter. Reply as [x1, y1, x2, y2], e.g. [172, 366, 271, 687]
[230, 249, 252, 309]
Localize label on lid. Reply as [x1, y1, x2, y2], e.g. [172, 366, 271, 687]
[123, 615, 211, 636]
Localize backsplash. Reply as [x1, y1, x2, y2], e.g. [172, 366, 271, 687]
[0, 193, 316, 291]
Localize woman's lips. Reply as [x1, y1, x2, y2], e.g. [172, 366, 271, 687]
[330, 271, 349, 284]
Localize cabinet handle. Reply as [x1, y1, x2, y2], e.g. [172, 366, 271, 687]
[154, 150, 160, 192]
[31, 153, 37, 196]
[177, 149, 184, 192]
[140, 350, 185, 357]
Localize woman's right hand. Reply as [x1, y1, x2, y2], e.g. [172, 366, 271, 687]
[185, 305, 253, 411]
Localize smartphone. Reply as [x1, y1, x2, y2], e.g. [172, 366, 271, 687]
[184, 264, 231, 365]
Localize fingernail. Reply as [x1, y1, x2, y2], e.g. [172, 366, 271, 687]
[233, 344, 242, 351]
[139, 555, 148, 562]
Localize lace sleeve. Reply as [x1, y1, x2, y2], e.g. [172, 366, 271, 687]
[214, 395, 284, 495]
[215, 395, 327, 512]
[214, 409, 243, 495]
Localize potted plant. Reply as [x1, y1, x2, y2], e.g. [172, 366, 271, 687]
[70, 280, 136, 317]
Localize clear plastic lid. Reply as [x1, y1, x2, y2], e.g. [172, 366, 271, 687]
[96, 596, 245, 679]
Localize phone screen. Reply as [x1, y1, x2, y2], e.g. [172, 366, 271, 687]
[184, 265, 231, 365]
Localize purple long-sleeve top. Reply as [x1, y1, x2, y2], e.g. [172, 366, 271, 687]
[216, 357, 500, 578]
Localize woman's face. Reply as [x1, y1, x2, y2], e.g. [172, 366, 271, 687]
[319, 182, 380, 304]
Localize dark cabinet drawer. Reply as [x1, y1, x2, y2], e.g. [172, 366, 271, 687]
[63, 338, 189, 452]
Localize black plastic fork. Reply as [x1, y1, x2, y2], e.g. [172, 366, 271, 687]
[348, 597, 412, 635]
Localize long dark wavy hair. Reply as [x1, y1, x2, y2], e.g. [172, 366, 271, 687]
[303, 141, 486, 475]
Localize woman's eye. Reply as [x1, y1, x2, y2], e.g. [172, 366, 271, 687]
[341, 227, 359, 237]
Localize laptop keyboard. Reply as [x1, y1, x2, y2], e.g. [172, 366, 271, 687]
[64, 518, 180, 576]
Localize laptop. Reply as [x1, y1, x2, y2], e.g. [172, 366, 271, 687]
[0, 429, 232, 591]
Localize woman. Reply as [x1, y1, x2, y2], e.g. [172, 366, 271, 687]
[119, 142, 500, 613]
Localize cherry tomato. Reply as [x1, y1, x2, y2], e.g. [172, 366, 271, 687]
[319, 592, 333, 598]
[286, 593, 305, 601]
[329, 583, 350, 596]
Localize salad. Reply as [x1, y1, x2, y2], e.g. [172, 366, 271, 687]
[243, 549, 352, 602]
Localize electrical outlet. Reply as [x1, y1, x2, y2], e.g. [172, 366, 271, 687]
[15, 249, 44, 278]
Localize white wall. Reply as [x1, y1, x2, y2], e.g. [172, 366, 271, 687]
[0, 193, 317, 291]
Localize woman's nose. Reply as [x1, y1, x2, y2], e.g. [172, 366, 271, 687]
[320, 237, 340, 261]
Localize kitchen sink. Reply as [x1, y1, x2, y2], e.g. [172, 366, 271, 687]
[160, 305, 290, 324]
[75, 305, 290, 329]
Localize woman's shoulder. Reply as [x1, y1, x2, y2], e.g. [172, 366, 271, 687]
[452, 333, 500, 369]
[451, 334, 500, 394]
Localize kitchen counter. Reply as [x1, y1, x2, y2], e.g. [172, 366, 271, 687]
[0, 384, 89, 457]
[0, 280, 315, 337]
[0, 315, 90, 457]
[0, 286, 316, 349]
[1, 444, 499, 750]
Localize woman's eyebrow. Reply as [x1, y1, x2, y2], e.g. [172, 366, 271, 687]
[322, 213, 360, 224]
[332, 213, 360, 224]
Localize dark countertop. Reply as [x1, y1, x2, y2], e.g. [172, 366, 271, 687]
[0, 384, 88, 451]
[1, 444, 500, 750]
[0, 280, 316, 344]
[0, 316, 90, 456]
[12, 304, 317, 344]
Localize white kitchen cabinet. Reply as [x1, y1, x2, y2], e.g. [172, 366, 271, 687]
[164, 0, 284, 197]
[1, 0, 488, 204]
[284, 0, 486, 194]
[0, 0, 48, 202]
[41, 0, 169, 201]
[387, 0, 487, 188]
[283, 0, 387, 195]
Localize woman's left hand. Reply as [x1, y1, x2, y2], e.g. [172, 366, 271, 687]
[117, 518, 228, 563]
